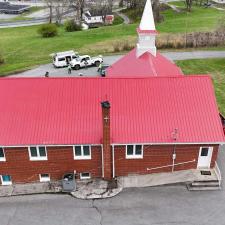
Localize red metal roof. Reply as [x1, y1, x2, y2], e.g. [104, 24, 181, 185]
[107, 48, 183, 77]
[0, 76, 224, 146]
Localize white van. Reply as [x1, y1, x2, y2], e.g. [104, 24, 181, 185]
[53, 51, 79, 68]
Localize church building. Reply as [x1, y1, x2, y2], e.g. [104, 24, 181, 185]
[0, 0, 224, 187]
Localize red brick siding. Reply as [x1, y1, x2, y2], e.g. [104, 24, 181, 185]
[114, 144, 219, 177]
[0, 146, 102, 184]
[0, 144, 220, 184]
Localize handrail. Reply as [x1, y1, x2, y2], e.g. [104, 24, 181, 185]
[215, 161, 222, 186]
[147, 159, 196, 171]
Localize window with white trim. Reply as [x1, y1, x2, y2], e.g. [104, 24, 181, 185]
[126, 145, 143, 159]
[0, 175, 12, 186]
[0, 147, 6, 161]
[39, 174, 50, 182]
[80, 172, 91, 179]
[73, 145, 91, 160]
[28, 146, 47, 161]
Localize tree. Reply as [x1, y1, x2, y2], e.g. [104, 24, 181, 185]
[152, 0, 163, 23]
[44, 0, 54, 23]
[44, 0, 71, 24]
[68, 0, 86, 24]
[184, 0, 193, 11]
[54, 0, 70, 25]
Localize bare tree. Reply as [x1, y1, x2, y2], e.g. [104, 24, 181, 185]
[152, 0, 163, 23]
[184, 0, 193, 11]
[68, 0, 86, 24]
[54, 0, 70, 25]
[44, 0, 54, 23]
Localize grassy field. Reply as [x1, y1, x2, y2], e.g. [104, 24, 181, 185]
[123, 2, 224, 33]
[158, 2, 224, 33]
[0, 2, 224, 75]
[176, 58, 225, 115]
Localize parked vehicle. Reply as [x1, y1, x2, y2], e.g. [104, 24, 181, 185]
[70, 55, 103, 70]
[53, 50, 79, 68]
[98, 64, 110, 77]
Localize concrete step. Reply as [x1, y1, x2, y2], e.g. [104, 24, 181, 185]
[191, 181, 220, 187]
[187, 184, 221, 191]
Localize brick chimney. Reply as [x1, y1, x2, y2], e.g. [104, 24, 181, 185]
[101, 101, 112, 180]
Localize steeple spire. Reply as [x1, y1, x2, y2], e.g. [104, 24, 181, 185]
[136, 0, 157, 57]
[139, 0, 156, 31]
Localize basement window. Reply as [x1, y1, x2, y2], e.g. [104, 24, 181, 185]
[0, 175, 12, 186]
[0, 148, 6, 161]
[126, 145, 143, 159]
[73, 145, 91, 160]
[39, 174, 50, 182]
[80, 172, 91, 180]
[28, 146, 47, 161]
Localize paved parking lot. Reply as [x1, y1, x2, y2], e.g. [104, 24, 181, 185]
[9, 51, 225, 78]
[10, 55, 124, 78]
[0, 145, 224, 225]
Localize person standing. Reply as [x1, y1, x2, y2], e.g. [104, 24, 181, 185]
[98, 62, 102, 72]
[68, 64, 72, 75]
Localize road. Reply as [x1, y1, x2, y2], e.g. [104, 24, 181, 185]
[10, 50, 225, 78]
[0, 145, 224, 225]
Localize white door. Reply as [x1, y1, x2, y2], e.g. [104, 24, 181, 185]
[197, 147, 213, 169]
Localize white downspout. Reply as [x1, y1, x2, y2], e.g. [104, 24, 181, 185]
[101, 145, 104, 178]
[112, 145, 115, 178]
[172, 144, 176, 172]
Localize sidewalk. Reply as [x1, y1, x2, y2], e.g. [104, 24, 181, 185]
[0, 181, 62, 197]
[0, 179, 122, 199]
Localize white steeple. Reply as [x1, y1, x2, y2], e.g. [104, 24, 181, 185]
[136, 0, 157, 58]
[139, 0, 156, 31]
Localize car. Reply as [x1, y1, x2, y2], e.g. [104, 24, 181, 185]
[70, 55, 103, 70]
[53, 50, 79, 68]
[98, 64, 110, 77]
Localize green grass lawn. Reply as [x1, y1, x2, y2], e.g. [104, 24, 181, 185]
[176, 58, 225, 114]
[158, 2, 224, 33]
[0, 24, 136, 75]
[0, 2, 224, 75]
[123, 2, 224, 33]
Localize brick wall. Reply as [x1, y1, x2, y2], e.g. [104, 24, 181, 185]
[0, 144, 219, 184]
[114, 144, 219, 177]
[0, 146, 102, 184]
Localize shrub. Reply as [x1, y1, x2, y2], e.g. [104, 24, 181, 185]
[0, 53, 4, 65]
[64, 20, 81, 32]
[38, 23, 58, 38]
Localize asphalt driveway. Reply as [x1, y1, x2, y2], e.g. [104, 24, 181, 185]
[0, 145, 224, 225]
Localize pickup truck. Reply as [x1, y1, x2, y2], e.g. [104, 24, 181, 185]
[70, 55, 103, 70]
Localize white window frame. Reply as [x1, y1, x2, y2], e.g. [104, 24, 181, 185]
[0, 175, 12, 186]
[126, 145, 143, 159]
[0, 147, 6, 162]
[73, 145, 91, 160]
[28, 146, 48, 161]
[39, 174, 50, 182]
[80, 172, 91, 180]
